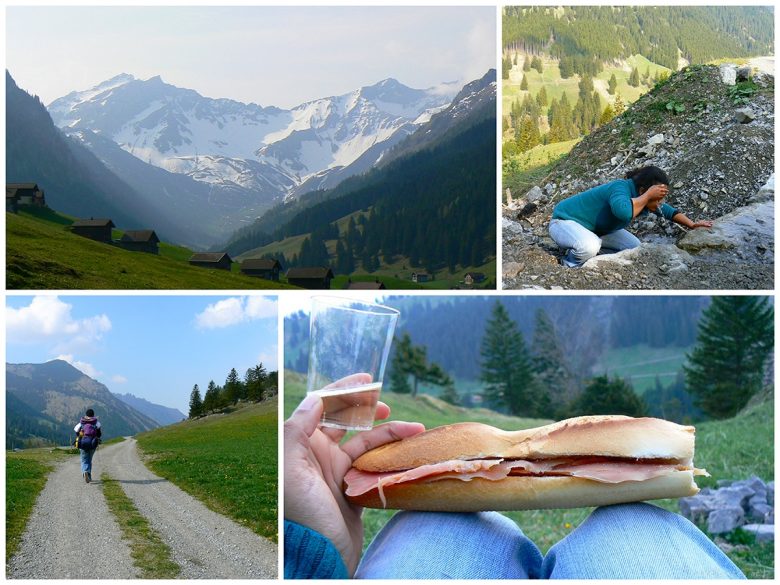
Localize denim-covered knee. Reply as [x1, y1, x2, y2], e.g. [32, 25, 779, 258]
[571, 236, 601, 262]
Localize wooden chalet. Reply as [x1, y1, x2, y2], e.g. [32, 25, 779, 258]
[344, 279, 386, 290]
[119, 230, 160, 254]
[287, 267, 334, 289]
[411, 272, 430, 283]
[71, 218, 115, 242]
[464, 272, 486, 285]
[240, 258, 282, 281]
[7, 183, 46, 212]
[189, 252, 233, 270]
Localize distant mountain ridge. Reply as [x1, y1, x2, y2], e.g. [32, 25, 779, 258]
[225, 70, 497, 264]
[6, 360, 159, 448]
[40, 73, 462, 246]
[115, 393, 186, 426]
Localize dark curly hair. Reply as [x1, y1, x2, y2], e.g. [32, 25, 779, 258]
[625, 165, 670, 193]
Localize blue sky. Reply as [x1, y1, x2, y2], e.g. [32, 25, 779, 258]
[6, 6, 496, 107]
[6, 295, 278, 414]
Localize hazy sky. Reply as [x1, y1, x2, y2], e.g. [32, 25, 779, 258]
[7, 6, 496, 108]
[6, 295, 278, 414]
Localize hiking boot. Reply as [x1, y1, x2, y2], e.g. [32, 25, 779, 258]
[87, 472, 92, 483]
[83, 472, 90, 484]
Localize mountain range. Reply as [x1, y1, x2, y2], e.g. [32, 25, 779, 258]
[115, 392, 186, 426]
[37, 74, 460, 246]
[6, 360, 177, 448]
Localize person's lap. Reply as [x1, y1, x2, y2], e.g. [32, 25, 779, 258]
[356, 503, 745, 580]
[549, 219, 639, 267]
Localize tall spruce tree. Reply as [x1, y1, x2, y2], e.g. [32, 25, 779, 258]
[684, 297, 774, 419]
[568, 375, 646, 417]
[608, 73, 618, 95]
[629, 66, 640, 87]
[531, 308, 569, 414]
[480, 301, 537, 416]
[389, 333, 452, 398]
[203, 380, 220, 413]
[224, 367, 243, 404]
[188, 384, 203, 419]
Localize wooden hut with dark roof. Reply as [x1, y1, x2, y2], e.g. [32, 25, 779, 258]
[189, 252, 233, 270]
[6, 183, 46, 212]
[119, 230, 160, 254]
[240, 258, 282, 281]
[344, 279, 386, 290]
[71, 218, 115, 242]
[286, 267, 334, 289]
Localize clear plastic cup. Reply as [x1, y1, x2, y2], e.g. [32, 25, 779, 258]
[306, 296, 399, 430]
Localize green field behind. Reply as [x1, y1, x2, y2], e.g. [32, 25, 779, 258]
[285, 369, 773, 578]
[594, 345, 690, 394]
[136, 399, 278, 542]
[7, 208, 297, 290]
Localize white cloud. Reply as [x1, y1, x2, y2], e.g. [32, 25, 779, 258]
[111, 374, 128, 384]
[56, 354, 102, 379]
[256, 348, 279, 371]
[6, 296, 111, 351]
[195, 296, 277, 329]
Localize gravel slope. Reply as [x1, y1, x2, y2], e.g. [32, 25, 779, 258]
[7, 450, 138, 579]
[99, 438, 278, 579]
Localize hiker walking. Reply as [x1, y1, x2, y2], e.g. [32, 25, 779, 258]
[74, 409, 102, 483]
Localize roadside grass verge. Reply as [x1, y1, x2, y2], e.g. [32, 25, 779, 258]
[100, 473, 180, 578]
[102, 436, 127, 446]
[136, 399, 278, 542]
[6, 448, 73, 562]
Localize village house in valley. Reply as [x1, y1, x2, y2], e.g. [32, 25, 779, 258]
[70, 218, 115, 242]
[286, 267, 334, 289]
[240, 258, 282, 281]
[6, 183, 46, 212]
[119, 230, 160, 254]
[189, 252, 233, 270]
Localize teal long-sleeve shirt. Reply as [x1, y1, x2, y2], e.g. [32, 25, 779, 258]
[284, 520, 349, 579]
[552, 179, 679, 236]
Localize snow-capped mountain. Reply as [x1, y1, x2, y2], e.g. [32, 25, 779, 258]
[49, 75, 459, 199]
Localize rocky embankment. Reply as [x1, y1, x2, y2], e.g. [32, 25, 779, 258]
[503, 64, 774, 290]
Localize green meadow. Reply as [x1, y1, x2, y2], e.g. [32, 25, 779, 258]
[7, 209, 296, 289]
[136, 399, 278, 542]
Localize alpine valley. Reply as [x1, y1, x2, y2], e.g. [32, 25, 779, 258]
[40, 73, 462, 247]
[7, 68, 496, 286]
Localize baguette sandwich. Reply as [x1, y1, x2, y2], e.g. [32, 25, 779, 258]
[344, 415, 707, 511]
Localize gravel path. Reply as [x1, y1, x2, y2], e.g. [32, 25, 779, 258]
[99, 438, 278, 579]
[7, 450, 139, 579]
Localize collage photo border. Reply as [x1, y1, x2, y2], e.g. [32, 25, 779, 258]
[2, 0, 777, 581]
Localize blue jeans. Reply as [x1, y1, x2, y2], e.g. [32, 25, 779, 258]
[80, 448, 96, 474]
[549, 218, 640, 267]
[355, 504, 745, 579]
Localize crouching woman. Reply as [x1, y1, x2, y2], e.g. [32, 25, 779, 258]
[549, 166, 712, 267]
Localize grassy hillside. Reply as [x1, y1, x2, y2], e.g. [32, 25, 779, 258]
[286, 369, 773, 578]
[594, 345, 690, 394]
[6, 209, 297, 289]
[6, 448, 74, 562]
[136, 399, 278, 542]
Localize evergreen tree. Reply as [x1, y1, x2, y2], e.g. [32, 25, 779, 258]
[389, 333, 452, 398]
[613, 93, 626, 116]
[523, 56, 531, 71]
[629, 66, 640, 87]
[223, 367, 243, 404]
[203, 380, 220, 413]
[531, 308, 569, 415]
[440, 384, 461, 406]
[608, 73, 618, 95]
[245, 364, 267, 402]
[568, 375, 647, 417]
[502, 56, 512, 80]
[684, 297, 774, 419]
[516, 114, 541, 153]
[559, 56, 574, 79]
[520, 75, 528, 91]
[480, 301, 537, 416]
[599, 103, 616, 125]
[188, 384, 203, 419]
[531, 55, 543, 73]
[535, 85, 548, 107]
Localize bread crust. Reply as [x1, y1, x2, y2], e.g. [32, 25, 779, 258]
[346, 470, 700, 511]
[354, 416, 696, 472]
